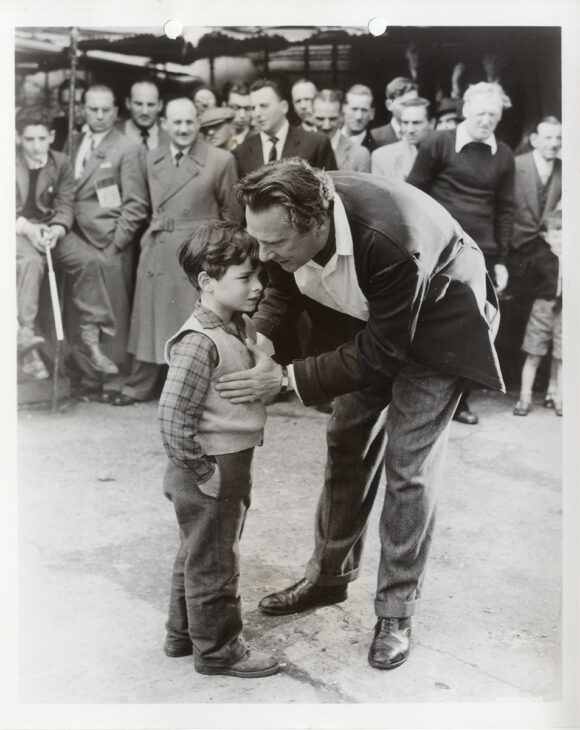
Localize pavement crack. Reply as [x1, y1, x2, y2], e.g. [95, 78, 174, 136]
[280, 660, 357, 703]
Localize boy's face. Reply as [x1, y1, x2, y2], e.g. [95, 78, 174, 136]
[18, 124, 55, 162]
[205, 259, 263, 319]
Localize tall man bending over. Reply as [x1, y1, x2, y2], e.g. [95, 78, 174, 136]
[215, 159, 504, 670]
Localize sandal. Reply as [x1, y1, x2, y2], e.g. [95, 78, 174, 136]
[543, 394, 555, 409]
[513, 400, 531, 416]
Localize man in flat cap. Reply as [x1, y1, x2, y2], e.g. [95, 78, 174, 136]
[199, 107, 237, 151]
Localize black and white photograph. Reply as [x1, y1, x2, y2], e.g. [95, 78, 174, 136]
[2, 0, 579, 728]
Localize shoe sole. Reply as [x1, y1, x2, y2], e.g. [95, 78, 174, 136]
[195, 663, 279, 678]
[368, 654, 409, 670]
[164, 646, 193, 658]
[259, 592, 347, 616]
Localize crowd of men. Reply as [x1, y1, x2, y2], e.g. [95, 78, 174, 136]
[16, 69, 562, 421]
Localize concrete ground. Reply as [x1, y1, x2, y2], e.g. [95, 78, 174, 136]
[16, 387, 563, 710]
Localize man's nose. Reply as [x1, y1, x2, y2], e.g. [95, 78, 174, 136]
[258, 244, 274, 262]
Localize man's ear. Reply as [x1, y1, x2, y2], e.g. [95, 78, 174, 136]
[125, 97, 131, 114]
[198, 271, 213, 292]
[48, 129, 56, 144]
[529, 132, 538, 149]
[281, 99, 289, 116]
[369, 107, 375, 121]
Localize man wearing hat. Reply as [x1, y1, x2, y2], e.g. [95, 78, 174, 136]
[199, 107, 237, 151]
[434, 98, 462, 131]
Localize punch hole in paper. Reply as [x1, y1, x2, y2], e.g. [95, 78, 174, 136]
[368, 18, 387, 37]
[164, 20, 183, 39]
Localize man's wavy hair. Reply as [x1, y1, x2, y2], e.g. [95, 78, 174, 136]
[234, 158, 335, 232]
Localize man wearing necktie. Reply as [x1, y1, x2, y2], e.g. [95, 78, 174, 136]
[116, 79, 169, 152]
[234, 79, 336, 179]
[63, 84, 148, 396]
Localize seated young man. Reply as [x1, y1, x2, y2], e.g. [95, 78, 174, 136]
[15, 107, 74, 379]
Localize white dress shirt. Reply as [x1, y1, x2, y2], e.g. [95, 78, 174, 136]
[284, 194, 369, 399]
[532, 149, 555, 186]
[74, 129, 109, 179]
[259, 120, 290, 164]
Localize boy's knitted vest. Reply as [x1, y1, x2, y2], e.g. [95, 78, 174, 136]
[164, 313, 266, 456]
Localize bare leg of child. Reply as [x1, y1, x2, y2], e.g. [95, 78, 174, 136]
[514, 354, 542, 416]
[544, 358, 558, 408]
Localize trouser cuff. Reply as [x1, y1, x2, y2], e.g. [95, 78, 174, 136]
[374, 596, 419, 619]
[304, 565, 359, 587]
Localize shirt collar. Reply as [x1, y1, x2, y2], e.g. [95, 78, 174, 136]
[85, 128, 110, 147]
[22, 153, 48, 170]
[170, 142, 192, 161]
[259, 118, 289, 149]
[455, 120, 497, 155]
[194, 301, 246, 335]
[126, 118, 159, 145]
[341, 127, 366, 146]
[306, 193, 353, 272]
[532, 149, 554, 178]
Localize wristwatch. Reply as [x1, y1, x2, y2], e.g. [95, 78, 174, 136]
[279, 364, 289, 394]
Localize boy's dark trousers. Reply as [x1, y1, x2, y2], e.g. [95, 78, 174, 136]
[163, 448, 253, 669]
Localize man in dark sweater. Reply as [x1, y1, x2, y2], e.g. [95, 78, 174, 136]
[407, 81, 515, 424]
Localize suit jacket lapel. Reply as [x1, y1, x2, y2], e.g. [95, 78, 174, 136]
[543, 159, 562, 216]
[15, 152, 29, 210]
[334, 136, 346, 169]
[153, 138, 204, 206]
[281, 126, 301, 158]
[75, 128, 116, 190]
[519, 153, 541, 220]
[36, 154, 56, 200]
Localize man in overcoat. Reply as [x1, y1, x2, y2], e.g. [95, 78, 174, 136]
[215, 159, 504, 670]
[64, 84, 148, 391]
[110, 97, 239, 406]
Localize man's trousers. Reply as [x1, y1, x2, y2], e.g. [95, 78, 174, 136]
[304, 360, 463, 618]
[16, 232, 115, 334]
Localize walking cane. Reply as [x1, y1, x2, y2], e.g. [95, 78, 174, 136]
[45, 243, 64, 413]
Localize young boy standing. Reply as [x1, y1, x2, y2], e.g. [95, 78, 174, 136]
[158, 221, 279, 678]
[513, 209, 563, 417]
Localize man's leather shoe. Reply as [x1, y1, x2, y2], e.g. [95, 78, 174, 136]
[258, 577, 347, 615]
[368, 617, 412, 670]
[110, 392, 138, 406]
[452, 408, 479, 425]
[195, 649, 279, 678]
[84, 344, 119, 375]
[17, 328, 45, 355]
[164, 639, 193, 658]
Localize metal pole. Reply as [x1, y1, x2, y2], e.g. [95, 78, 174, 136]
[65, 27, 79, 157]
